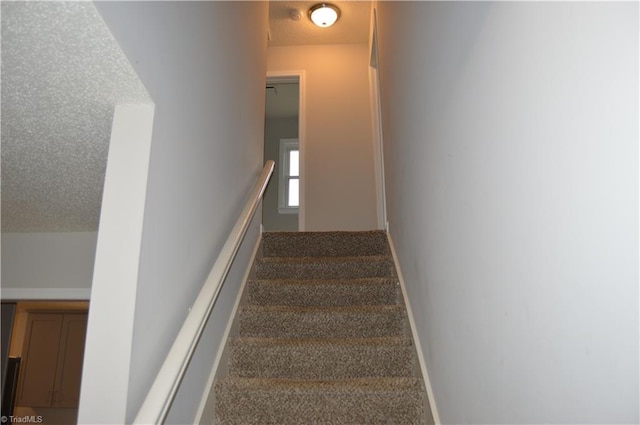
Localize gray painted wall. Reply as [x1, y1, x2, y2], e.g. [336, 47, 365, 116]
[263, 117, 299, 231]
[84, 2, 269, 423]
[377, 2, 638, 424]
[1, 232, 97, 290]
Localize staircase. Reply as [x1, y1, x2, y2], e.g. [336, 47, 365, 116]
[214, 231, 430, 424]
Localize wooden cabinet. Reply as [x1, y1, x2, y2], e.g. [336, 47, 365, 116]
[16, 312, 87, 408]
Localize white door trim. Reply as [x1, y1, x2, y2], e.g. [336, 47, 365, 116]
[369, 7, 388, 230]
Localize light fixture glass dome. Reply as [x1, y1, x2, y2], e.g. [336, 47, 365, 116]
[309, 3, 340, 28]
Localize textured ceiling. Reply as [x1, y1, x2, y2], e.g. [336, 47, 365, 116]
[269, 1, 371, 46]
[1, 1, 151, 233]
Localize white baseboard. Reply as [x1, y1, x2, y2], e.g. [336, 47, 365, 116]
[386, 231, 441, 425]
[1, 287, 91, 300]
[193, 232, 262, 424]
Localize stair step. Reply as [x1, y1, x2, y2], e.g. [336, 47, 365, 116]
[215, 377, 426, 425]
[255, 255, 395, 280]
[229, 337, 414, 380]
[262, 230, 390, 258]
[215, 230, 430, 424]
[239, 305, 408, 339]
[247, 278, 399, 307]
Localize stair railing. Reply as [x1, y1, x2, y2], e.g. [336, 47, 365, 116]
[133, 160, 275, 424]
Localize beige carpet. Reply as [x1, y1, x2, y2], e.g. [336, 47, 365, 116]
[214, 231, 429, 424]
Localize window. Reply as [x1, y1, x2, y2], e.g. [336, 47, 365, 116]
[278, 139, 299, 214]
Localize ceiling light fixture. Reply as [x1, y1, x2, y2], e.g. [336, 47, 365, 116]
[309, 3, 340, 28]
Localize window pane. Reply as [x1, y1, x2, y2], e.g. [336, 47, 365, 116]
[289, 150, 299, 177]
[288, 178, 299, 207]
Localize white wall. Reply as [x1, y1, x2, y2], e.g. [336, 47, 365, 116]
[376, 2, 638, 424]
[267, 44, 378, 231]
[79, 103, 154, 425]
[1, 232, 97, 299]
[82, 2, 269, 424]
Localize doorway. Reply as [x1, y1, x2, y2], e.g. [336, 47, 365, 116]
[2, 301, 89, 424]
[263, 74, 304, 231]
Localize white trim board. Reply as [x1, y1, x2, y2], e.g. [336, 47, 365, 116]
[0, 287, 91, 300]
[386, 231, 441, 425]
[369, 6, 388, 230]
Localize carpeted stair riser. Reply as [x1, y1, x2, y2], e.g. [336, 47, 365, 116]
[255, 255, 395, 280]
[262, 230, 390, 258]
[228, 337, 414, 380]
[215, 377, 426, 425]
[247, 278, 399, 307]
[239, 305, 408, 339]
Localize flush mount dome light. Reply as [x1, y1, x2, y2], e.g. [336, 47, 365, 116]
[309, 3, 340, 28]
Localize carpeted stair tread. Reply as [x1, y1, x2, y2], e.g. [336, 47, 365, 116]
[248, 277, 399, 286]
[262, 230, 390, 258]
[217, 376, 424, 392]
[229, 336, 413, 347]
[247, 278, 399, 307]
[255, 255, 395, 280]
[229, 337, 414, 379]
[215, 377, 426, 425]
[239, 305, 408, 339]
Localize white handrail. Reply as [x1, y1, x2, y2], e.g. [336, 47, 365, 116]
[133, 160, 275, 424]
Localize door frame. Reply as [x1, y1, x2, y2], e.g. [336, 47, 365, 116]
[369, 7, 388, 230]
[266, 71, 306, 231]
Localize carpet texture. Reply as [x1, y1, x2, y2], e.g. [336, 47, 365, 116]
[214, 231, 428, 424]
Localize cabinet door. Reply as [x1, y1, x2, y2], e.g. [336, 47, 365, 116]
[16, 314, 63, 407]
[53, 313, 88, 407]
